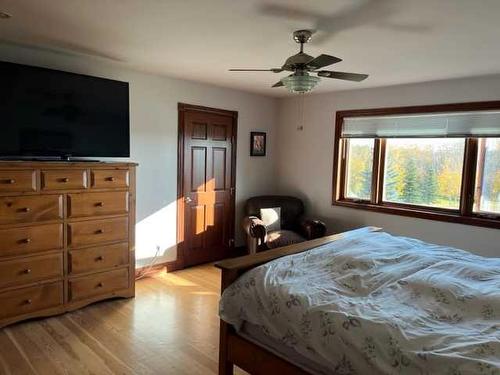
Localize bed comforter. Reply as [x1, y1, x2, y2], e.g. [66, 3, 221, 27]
[219, 229, 500, 374]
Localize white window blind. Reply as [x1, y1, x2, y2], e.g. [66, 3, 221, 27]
[341, 111, 500, 138]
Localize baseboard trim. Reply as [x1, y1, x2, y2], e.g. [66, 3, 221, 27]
[135, 262, 169, 278]
[165, 259, 184, 272]
[138, 246, 248, 275]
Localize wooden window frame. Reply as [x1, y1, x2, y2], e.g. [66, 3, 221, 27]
[332, 101, 500, 230]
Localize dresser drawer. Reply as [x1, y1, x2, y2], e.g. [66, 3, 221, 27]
[41, 169, 88, 190]
[69, 242, 129, 274]
[0, 253, 63, 289]
[0, 282, 63, 320]
[91, 169, 129, 189]
[67, 217, 128, 248]
[0, 170, 37, 193]
[0, 224, 63, 257]
[0, 195, 63, 225]
[69, 268, 129, 302]
[67, 192, 129, 218]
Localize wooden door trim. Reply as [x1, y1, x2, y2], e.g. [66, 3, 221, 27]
[178, 103, 238, 119]
[168, 103, 238, 271]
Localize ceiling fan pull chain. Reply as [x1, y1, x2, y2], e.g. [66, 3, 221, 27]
[301, 93, 305, 128]
[297, 93, 305, 131]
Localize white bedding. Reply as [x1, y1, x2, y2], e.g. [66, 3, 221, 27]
[219, 228, 500, 374]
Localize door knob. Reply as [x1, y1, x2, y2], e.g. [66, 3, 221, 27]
[184, 197, 192, 203]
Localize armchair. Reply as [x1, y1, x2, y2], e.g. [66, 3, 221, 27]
[242, 195, 326, 254]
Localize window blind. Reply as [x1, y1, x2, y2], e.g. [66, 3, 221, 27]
[341, 111, 500, 138]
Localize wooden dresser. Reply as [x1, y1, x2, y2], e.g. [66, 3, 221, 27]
[0, 161, 137, 327]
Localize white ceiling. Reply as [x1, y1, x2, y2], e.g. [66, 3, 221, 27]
[1, 0, 500, 97]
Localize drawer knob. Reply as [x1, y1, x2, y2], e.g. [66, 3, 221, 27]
[19, 207, 31, 213]
[24, 299, 32, 305]
[106, 177, 115, 182]
[97, 282, 104, 288]
[60, 178, 70, 183]
[95, 202, 104, 207]
[23, 268, 32, 274]
[95, 229, 104, 234]
[2, 179, 16, 184]
[96, 255, 104, 261]
[20, 238, 32, 244]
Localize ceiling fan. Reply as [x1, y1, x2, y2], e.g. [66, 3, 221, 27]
[229, 30, 368, 93]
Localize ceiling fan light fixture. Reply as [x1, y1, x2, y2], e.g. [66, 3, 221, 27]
[281, 73, 320, 93]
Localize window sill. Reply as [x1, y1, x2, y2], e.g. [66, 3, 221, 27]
[332, 199, 500, 230]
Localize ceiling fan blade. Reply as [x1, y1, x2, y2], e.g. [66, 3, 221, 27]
[272, 81, 284, 88]
[317, 70, 368, 82]
[229, 68, 283, 73]
[259, 4, 322, 21]
[307, 54, 342, 69]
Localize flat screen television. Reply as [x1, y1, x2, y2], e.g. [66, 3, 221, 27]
[0, 61, 130, 159]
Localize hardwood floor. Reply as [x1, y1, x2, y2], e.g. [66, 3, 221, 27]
[0, 264, 247, 375]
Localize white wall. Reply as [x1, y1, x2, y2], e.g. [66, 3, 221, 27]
[277, 75, 500, 257]
[0, 44, 278, 267]
[4, 41, 499, 261]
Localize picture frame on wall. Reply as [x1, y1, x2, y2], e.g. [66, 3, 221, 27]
[250, 132, 266, 156]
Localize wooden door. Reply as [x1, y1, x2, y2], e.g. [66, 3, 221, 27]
[178, 104, 236, 267]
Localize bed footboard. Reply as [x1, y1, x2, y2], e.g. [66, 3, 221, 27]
[215, 227, 381, 375]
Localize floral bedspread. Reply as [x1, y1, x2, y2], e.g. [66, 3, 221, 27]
[219, 229, 500, 374]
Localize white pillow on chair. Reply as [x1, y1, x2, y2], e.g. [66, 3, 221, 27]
[260, 207, 281, 232]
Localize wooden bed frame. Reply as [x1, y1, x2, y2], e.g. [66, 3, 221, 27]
[215, 227, 381, 375]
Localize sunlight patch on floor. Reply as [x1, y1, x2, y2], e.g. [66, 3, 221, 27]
[153, 271, 199, 287]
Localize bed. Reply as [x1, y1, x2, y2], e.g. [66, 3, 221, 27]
[215, 227, 500, 375]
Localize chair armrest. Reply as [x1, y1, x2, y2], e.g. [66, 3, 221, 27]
[242, 216, 267, 241]
[299, 219, 327, 240]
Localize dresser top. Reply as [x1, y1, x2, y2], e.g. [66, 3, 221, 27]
[0, 161, 138, 168]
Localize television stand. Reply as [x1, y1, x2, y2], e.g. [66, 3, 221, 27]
[0, 160, 138, 328]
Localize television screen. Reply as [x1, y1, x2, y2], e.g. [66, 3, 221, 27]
[0, 61, 130, 158]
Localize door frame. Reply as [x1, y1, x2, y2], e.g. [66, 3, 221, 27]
[169, 103, 238, 271]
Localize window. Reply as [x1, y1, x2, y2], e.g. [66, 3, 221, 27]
[333, 102, 500, 229]
[383, 138, 465, 209]
[474, 138, 500, 215]
[345, 139, 374, 200]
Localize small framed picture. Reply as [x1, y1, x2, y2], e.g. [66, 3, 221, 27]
[250, 132, 266, 156]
